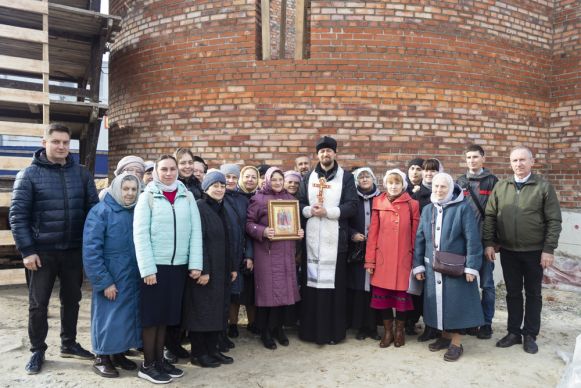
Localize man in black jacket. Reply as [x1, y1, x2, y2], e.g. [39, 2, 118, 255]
[10, 124, 99, 375]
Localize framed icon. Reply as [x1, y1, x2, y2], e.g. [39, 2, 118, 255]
[267, 200, 301, 240]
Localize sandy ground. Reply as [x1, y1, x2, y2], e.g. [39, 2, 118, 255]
[0, 283, 579, 388]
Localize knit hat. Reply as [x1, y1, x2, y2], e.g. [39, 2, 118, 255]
[256, 164, 271, 177]
[144, 160, 155, 172]
[407, 158, 425, 169]
[114, 155, 145, 176]
[383, 168, 408, 193]
[202, 170, 226, 192]
[220, 163, 240, 178]
[316, 136, 337, 152]
[283, 170, 301, 183]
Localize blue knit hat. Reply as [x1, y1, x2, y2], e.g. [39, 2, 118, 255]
[202, 170, 226, 192]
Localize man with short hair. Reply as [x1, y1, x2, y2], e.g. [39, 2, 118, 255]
[456, 144, 498, 340]
[10, 124, 99, 374]
[483, 146, 562, 354]
[406, 158, 424, 195]
[294, 155, 311, 177]
[298, 136, 358, 345]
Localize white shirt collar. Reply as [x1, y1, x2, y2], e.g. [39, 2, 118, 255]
[514, 173, 531, 183]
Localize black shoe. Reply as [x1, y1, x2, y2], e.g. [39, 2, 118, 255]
[477, 325, 493, 340]
[261, 331, 277, 350]
[112, 353, 137, 370]
[138, 362, 172, 384]
[93, 356, 119, 378]
[163, 348, 178, 363]
[60, 343, 95, 360]
[274, 328, 289, 346]
[405, 321, 418, 336]
[210, 352, 234, 365]
[228, 324, 239, 338]
[355, 329, 367, 340]
[443, 344, 463, 362]
[368, 330, 381, 341]
[418, 326, 440, 342]
[523, 335, 539, 354]
[496, 333, 522, 348]
[160, 359, 184, 378]
[25, 351, 45, 375]
[219, 332, 235, 350]
[428, 337, 452, 352]
[191, 355, 221, 368]
[247, 323, 260, 335]
[169, 344, 189, 359]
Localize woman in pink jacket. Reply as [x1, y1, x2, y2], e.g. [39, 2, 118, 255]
[365, 169, 420, 348]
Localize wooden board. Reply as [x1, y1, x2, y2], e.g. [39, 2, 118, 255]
[0, 24, 48, 44]
[0, 87, 49, 105]
[0, 54, 48, 74]
[0, 230, 15, 246]
[0, 0, 48, 14]
[0, 155, 32, 171]
[0, 268, 26, 286]
[0, 121, 44, 137]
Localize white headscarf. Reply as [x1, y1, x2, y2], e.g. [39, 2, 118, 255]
[109, 172, 141, 209]
[430, 173, 455, 205]
[383, 168, 408, 193]
[353, 167, 377, 186]
[152, 158, 179, 192]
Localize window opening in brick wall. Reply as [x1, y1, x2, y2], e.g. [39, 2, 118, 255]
[260, 0, 309, 60]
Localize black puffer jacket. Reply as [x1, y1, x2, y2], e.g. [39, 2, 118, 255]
[9, 149, 99, 258]
[179, 175, 203, 200]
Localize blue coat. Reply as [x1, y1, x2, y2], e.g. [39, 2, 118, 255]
[83, 194, 141, 354]
[413, 186, 484, 331]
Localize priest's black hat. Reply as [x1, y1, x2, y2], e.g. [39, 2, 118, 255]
[316, 136, 337, 152]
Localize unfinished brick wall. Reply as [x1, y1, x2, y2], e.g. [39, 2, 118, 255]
[109, 0, 580, 208]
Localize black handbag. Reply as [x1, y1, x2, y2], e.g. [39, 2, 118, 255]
[347, 241, 366, 264]
[431, 208, 466, 277]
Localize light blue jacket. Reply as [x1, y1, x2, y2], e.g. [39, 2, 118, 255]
[133, 181, 203, 277]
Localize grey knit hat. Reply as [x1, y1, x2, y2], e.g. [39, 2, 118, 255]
[202, 170, 226, 192]
[220, 163, 241, 178]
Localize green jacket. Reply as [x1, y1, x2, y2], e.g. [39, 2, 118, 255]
[482, 174, 562, 254]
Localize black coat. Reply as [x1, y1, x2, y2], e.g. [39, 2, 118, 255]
[224, 190, 253, 294]
[412, 184, 432, 216]
[9, 149, 99, 258]
[179, 175, 203, 200]
[183, 198, 233, 332]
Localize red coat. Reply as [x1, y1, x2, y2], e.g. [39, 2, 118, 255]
[364, 192, 420, 291]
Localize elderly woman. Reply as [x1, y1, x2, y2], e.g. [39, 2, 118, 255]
[412, 172, 483, 362]
[133, 155, 203, 383]
[410, 158, 443, 341]
[365, 169, 420, 348]
[246, 167, 304, 349]
[228, 165, 261, 338]
[183, 171, 238, 368]
[283, 170, 301, 197]
[99, 155, 145, 201]
[83, 173, 142, 378]
[346, 167, 381, 341]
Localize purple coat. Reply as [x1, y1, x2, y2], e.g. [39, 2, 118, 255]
[245, 168, 300, 307]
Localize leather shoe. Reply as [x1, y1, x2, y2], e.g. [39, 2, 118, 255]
[428, 337, 451, 352]
[523, 335, 539, 354]
[477, 325, 493, 340]
[418, 326, 440, 342]
[60, 342, 94, 360]
[443, 344, 463, 362]
[191, 355, 221, 368]
[496, 333, 522, 348]
[112, 353, 137, 370]
[261, 331, 277, 350]
[210, 352, 234, 364]
[25, 351, 45, 375]
[93, 356, 119, 378]
[355, 329, 367, 340]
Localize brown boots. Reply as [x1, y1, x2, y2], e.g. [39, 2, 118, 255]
[380, 320, 394, 348]
[394, 320, 406, 347]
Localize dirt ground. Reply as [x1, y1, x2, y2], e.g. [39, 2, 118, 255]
[0, 283, 579, 388]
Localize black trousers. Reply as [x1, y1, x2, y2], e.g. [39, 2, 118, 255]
[25, 249, 83, 353]
[500, 249, 543, 339]
[189, 331, 219, 357]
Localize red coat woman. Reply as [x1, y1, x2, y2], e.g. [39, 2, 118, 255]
[365, 169, 420, 348]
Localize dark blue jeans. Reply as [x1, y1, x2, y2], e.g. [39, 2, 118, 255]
[25, 249, 83, 353]
[499, 249, 543, 339]
[480, 258, 495, 325]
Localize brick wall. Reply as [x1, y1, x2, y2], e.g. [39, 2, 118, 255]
[108, 0, 580, 208]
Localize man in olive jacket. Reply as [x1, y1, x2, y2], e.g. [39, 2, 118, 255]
[483, 146, 562, 355]
[10, 124, 99, 374]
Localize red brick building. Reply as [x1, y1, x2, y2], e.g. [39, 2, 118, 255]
[109, 0, 580, 209]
